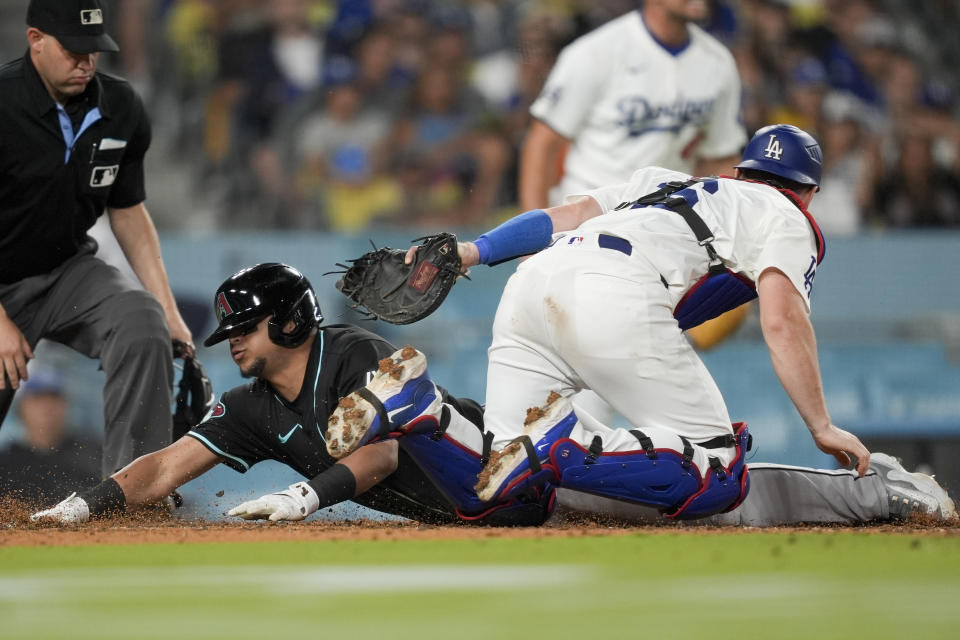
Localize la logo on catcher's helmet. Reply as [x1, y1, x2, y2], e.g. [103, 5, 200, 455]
[203, 263, 322, 348]
[735, 124, 823, 187]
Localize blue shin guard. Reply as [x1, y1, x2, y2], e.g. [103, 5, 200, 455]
[398, 420, 489, 516]
[550, 438, 701, 510]
[398, 426, 556, 526]
[550, 423, 751, 519]
[665, 423, 751, 519]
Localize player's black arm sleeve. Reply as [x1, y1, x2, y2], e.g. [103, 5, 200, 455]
[78, 477, 127, 516]
[306, 464, 357, 509]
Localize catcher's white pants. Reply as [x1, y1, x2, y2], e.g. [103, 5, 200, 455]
[484, 235, 735, 468]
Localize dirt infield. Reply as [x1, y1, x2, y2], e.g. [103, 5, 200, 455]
[2, 497, 957, 547]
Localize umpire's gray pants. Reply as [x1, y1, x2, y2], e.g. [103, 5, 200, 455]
[0, 244, 173, 475]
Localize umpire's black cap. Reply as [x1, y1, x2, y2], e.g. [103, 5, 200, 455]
[27, 0, 120, 54]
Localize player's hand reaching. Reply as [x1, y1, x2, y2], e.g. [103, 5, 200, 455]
[30, 493, 90, 523]
[810, 423, 871, 477]
[227, 482, 320, 522]
[0, 312, 33, 390]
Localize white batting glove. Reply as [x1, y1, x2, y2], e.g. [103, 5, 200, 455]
[30, 492, 90, 523]
[227, 482, 320, 522]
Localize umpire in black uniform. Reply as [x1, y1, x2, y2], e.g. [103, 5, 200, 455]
[0, 0, 193, 474]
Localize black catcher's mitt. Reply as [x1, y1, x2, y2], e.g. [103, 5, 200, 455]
[172, 343, 215, 442]
[334, 233, 462, 325]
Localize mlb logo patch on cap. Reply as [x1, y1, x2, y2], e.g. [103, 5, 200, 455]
[80, 9, 103, 25]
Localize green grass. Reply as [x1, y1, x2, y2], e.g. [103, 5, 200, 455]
[1, 533, 958, 639]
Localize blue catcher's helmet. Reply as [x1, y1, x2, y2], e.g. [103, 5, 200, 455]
[735, 124, 822, 187]
[203, 263, 322, 348]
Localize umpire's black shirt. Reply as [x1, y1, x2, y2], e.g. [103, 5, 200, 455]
[188, 324, 484, 524]
[0, 52, 150, 284]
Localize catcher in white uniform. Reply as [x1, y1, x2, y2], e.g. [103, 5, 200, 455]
[323, 125, 955, 523]
[520, 0, 745, 211]
[449, 124, 859, 518]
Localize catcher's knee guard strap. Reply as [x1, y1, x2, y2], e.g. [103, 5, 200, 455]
[473, 209, 553, 265]
[665, 423, 751, 520]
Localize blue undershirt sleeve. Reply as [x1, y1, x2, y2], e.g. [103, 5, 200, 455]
[472, 209, 554, 265]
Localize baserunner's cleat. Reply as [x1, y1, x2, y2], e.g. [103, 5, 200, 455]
[326, 346, 441, 458]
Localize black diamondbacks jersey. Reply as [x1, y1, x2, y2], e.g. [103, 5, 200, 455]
[187, 324, 482, 523]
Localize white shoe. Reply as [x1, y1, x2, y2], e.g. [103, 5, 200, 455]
[326, 346, 441, 459]
[871, 453, 957, 521]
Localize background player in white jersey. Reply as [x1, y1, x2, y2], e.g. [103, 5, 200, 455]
[519, 0, 745, 212]
[522, 0, 748, 421]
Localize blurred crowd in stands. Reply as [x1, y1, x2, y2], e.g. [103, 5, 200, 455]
[5, 0, 959, 234]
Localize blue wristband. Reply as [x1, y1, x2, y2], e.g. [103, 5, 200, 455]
[473, 209, 554, 265]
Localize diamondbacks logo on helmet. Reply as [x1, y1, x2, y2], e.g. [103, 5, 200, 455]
[763, 134, 784, 160]
[215, 292, 234, 322]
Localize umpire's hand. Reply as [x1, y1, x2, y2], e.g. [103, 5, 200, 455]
[228, 482, 320, 522]
[0, 312, 33, 390]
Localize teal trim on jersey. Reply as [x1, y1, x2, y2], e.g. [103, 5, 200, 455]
[312, 331, 326, 443]
[186, 432, 251, 472]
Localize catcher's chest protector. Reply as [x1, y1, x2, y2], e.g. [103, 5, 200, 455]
[617, 178, 825, 331]
[674, 269, 757, 331]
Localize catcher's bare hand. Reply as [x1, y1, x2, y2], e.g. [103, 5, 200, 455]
[0, 312, 33, 390]
[811, 423, 870, 477]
